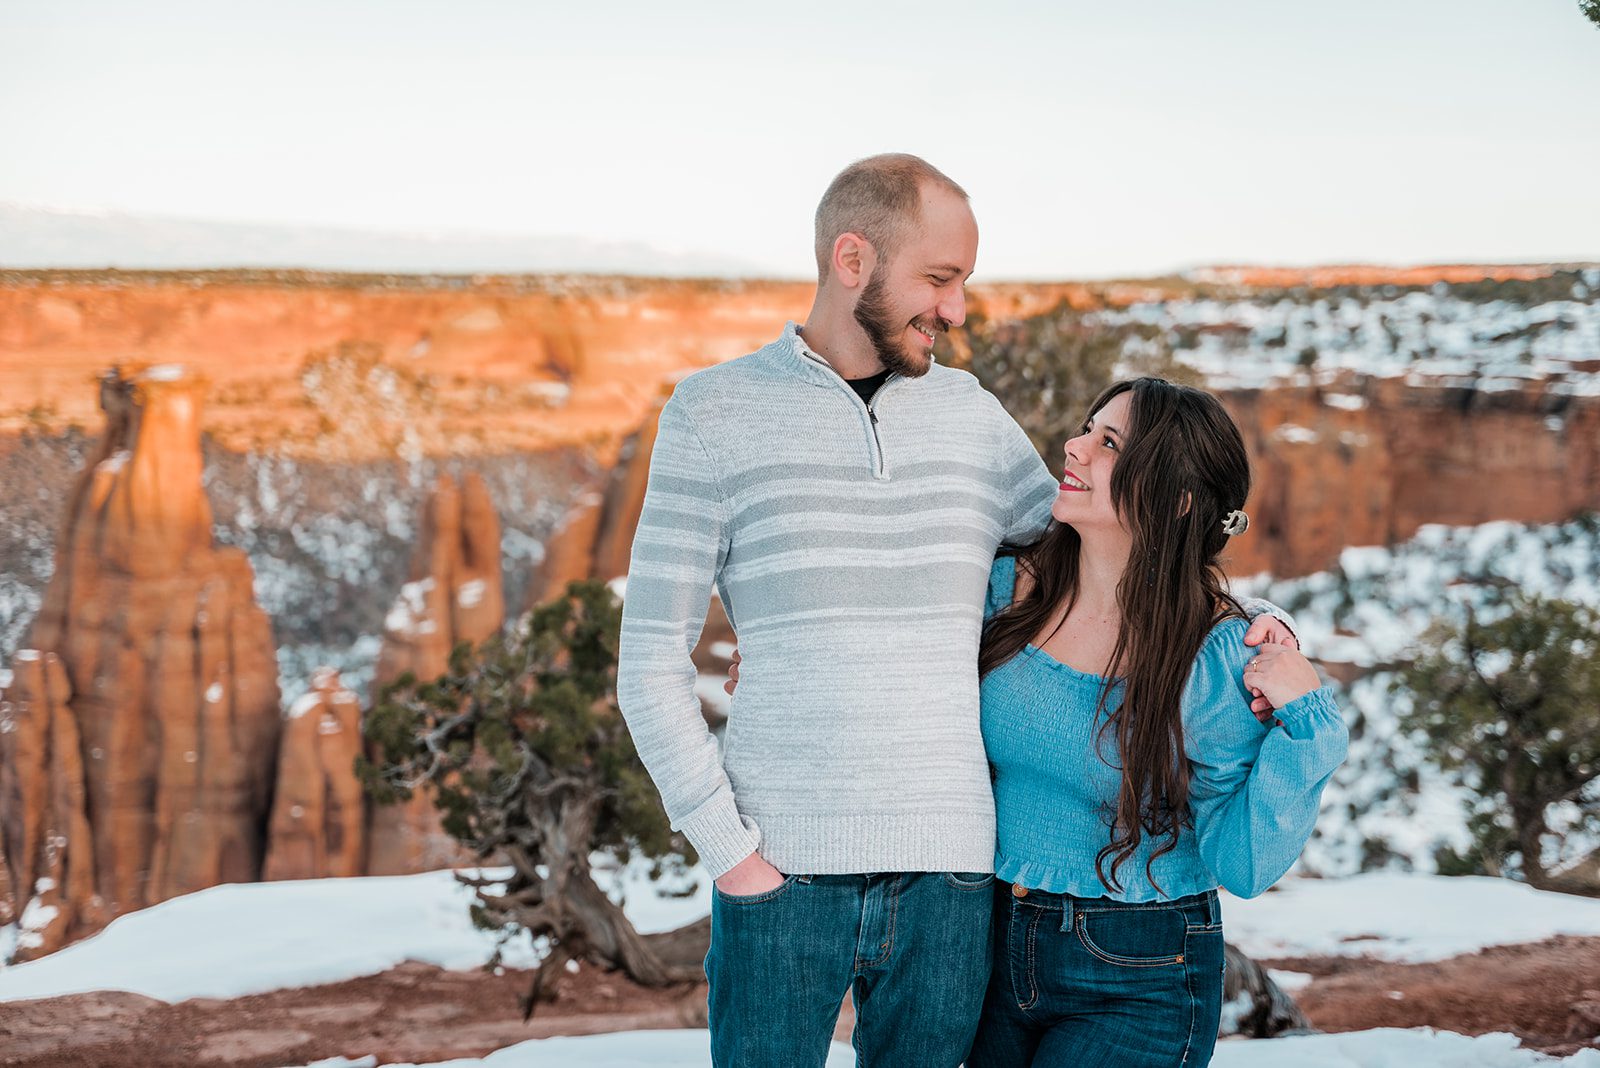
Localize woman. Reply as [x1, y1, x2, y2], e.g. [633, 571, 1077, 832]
[966, 377, 1348, 1067]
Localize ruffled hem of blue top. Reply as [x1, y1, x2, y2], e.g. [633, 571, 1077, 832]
[993, 853, 1221, 903]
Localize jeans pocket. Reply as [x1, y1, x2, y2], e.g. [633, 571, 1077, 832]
[1075, 906, 1188, 967]
[714, 873, 799, 905]
[943, 871, 996, 891]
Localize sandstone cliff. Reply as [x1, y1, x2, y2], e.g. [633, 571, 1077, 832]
[525, 491, 605, 607]
[0, 650, 99, 960]
[262, 668, 366, 882]
[2, 366, 282, 934]
[1222, 378, 1600, 577]
[364, 472, 504, 876]
[0, 273, 816, 458]
[0, 271, 1187, 462]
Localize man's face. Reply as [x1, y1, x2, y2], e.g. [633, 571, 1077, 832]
[852, 184, 978, 378]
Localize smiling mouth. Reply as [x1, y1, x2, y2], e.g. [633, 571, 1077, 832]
[911, 324, 937, 346]
[1060, 473, 1091, 491]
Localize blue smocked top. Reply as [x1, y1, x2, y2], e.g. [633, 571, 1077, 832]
[980, 555, 1348, 901]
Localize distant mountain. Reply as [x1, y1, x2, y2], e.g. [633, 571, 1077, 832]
[0, 202, 782, 278]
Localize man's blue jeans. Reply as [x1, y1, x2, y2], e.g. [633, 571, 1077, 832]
[705, 871, 995, 1067]
[968, 884, 1226, 1067]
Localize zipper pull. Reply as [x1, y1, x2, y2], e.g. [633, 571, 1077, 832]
[869, 408, 879, 425]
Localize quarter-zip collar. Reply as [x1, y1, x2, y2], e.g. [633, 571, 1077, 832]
[776, 320, 938, 389]
[776, 322, 917, 481]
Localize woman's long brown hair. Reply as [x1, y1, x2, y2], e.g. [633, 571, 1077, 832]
[978, 378, 1252, 894]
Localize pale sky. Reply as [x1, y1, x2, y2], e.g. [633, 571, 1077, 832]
[2, 0, 1598, 279]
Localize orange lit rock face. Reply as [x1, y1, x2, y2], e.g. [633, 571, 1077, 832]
[263, 668, 366, 882]
[7, 367, 282, 925]
[365, 472, 504, 876]
[0, 650, 101, 961]
[372, 473, 504, 686]
[1221, 381, 1600, 578]
[0, 272, 1190, 462]
[526, 491, 604, 607]
[590, 386, 669, 585]
[0, 274, 818, 458]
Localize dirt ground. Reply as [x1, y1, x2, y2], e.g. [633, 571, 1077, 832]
[3, 937, 1598, 1067]
[1261, 934, 1600, 1055]
[0, 961, 707, 1068]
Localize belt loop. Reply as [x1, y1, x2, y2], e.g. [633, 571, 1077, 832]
[1060, 896, 1075, 934]
[1206, 888, 1218, 925]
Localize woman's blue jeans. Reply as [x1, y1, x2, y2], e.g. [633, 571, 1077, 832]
[705, 870, 995, 1068]
[968, 884, 1226, 1067]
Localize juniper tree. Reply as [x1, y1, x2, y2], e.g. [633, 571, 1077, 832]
[1583, 0, 1600, 28]
[358, 579, 705, 1016]
[1397, 593, 1600, 891]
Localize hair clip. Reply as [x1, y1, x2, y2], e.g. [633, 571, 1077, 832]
[1221, 509, 1249, 536]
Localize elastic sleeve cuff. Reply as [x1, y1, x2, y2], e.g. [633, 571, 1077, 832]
[675, 791, 763, 879]
[1275, 686, 1340, 740]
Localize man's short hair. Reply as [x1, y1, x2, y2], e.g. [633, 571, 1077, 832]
[813, 154, 969, 280]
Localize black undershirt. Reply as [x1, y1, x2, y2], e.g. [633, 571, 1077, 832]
[846, 369, 892, 405]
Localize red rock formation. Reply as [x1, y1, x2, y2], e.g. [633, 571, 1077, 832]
[0, 650, 101, 960]
[373, 473, 504, 686]
[0, 272, 1169, 459]
[365, 472, 503, 876]
[262, 668, 366, 882]
[526, 491, 604, 607]
[590, 386, 670, 584]
[1221, 379, 1600, 577]
[0, 274, 818, 457]
[6, 366, 281, 931]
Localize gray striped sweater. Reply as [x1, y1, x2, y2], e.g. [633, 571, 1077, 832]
[617, 322, 1059, 878]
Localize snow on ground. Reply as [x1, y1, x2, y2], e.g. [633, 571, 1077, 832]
[291, 1027, 1600, 1067]
[1223, 872, 1600, 963]
[0, 854, 710, 1002]
[1268, 968, 1314, 993]
[7, 855, 1597, 1006]
[1106, 271, 1600, 394]
[1210, 1029, 1600, 1067]
[1231, 515, 1600, 878]
[384, 1032, 857, 1067]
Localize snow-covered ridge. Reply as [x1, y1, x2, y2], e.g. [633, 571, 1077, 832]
[1104, 270, 1600, 393]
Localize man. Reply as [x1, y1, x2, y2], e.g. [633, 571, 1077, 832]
[616, 154, 1293, 1067]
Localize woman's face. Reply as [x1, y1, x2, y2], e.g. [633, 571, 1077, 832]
[1051, 390, 1131, 532]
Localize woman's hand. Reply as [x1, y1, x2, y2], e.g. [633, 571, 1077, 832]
[1243, 614, 1298, 722]
[1241, 644, 1323, 715]
[723, 648, 741, 695]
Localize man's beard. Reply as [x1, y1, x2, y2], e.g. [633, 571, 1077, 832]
[852, 271, 946, 379]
